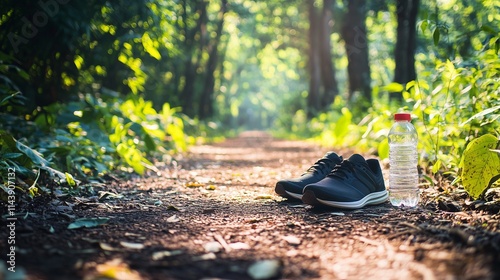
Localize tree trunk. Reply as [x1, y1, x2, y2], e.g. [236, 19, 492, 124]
[341, 0, 371, 107]
[198, 0, 227, 119]
[392, 0, 420, 101]
[319, 0, 339, 109]
[180, 0, 206, 117]
[307, 0, 321, 117]
[307, 0, 338, 117]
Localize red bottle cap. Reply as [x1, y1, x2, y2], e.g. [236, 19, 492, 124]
[394, 113, 411, 121]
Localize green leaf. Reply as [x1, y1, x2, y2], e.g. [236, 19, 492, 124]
[143, 132, 156, 151]
[422, 175, 435, 186]
[68, 217, 109, 229]
[9, 64, 29, 80]
[432, 159, 442, 174]
[488, 174, 500, 189]
[383, 82, 404, 92]
[420, 20, 428, 34]
[460, 105, 500, 126]
[116, 143, 146, 174]
[405, 80, 416, 91]
[377, 138, 389, 160]
[481, 25, 499, 35]
[131, 160, 145, 174]
[0, 130, 17, 150]
[0, 92, 22, 107]
[333, 108, 351, 139]
[0, 133, 33, 167]
[142, 33, 161, 60]
[15, 140, 49, 167]
[65, 172, 77, 187]
[433, 28, 440, 45]
[166, 119, 186, 151]
[40, 165, 67, 180]
[2, 153, 23, 159]
[461, 134, 500, 199]
[6, 159, 33, 177]
[28, 186, 38, 197]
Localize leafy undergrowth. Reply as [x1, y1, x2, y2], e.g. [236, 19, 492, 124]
[0, 91, 228, 205]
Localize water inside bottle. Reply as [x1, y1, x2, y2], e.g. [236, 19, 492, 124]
[389, 143, 419, 207]
[389, 189, 419, 207]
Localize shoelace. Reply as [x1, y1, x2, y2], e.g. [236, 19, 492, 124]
[304, 157, 337, 175]
[327, 160, 356, 180]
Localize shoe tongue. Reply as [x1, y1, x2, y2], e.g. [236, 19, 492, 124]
[348, 154, 366, 165]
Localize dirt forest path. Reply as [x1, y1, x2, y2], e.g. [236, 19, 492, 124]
[2, 131, 500, 280]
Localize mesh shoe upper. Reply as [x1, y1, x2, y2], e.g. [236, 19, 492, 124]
[275, 152, 342, 199]
[302, 154, 388, 209]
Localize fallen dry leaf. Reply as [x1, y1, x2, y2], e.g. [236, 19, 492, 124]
[120, 241, 145, 250]
[185, 182, 204, 188]
[282, 235, 301, 245]
[166, 215, 180, 223]
[152, 250, 183, 261]
[85, 258, 141, 280]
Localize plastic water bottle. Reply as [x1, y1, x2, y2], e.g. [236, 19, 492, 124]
[388, 112, 419, 207]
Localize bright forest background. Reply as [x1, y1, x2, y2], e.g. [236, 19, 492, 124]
[1, 0, 499, 201]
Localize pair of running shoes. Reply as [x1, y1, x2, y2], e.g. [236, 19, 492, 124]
[275, 152, 388, 209]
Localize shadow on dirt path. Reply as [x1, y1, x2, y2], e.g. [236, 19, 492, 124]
[1, 131, 499, 280]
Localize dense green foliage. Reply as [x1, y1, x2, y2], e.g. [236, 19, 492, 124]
[0, 0, 499, 201]
[0, 89, 218, 200]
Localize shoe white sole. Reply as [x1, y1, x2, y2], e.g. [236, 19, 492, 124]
[305, 190, 389, 209]
[285, 191, 302, 200]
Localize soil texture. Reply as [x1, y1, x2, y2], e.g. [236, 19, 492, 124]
[1, 131, 500, 280]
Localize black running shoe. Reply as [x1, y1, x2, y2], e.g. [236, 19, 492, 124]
[302, 154, 388, 209]
[275, 152, 342, 200]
